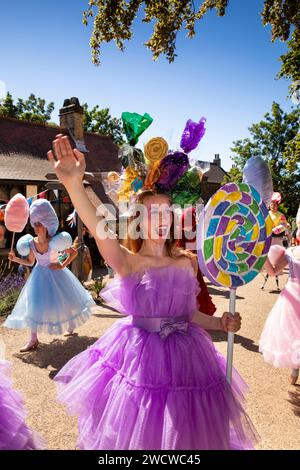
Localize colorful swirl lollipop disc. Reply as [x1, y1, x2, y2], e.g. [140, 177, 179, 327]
[197, 182, 273, 288]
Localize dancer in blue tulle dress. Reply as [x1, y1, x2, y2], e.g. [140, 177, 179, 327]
[4, 199, 95, 352]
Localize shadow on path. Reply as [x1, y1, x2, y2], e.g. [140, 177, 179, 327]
[13, 335, 98, 379]
[210, 330, 259, 353]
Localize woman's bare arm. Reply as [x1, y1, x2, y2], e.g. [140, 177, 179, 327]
[9, 249, 35, 267]
[264, 254, 288, 276]
[193, 310, 223, 330]
[62, 247, 77, 267]
[193, 309, 241, 332]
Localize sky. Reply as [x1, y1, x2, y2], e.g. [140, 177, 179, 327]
[0, 0, 294, 170]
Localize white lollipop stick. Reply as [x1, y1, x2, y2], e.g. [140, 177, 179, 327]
[8, 232, 16, 269]
[226, 288, 236, 384]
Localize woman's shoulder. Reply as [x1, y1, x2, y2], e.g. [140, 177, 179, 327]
[172, 249, 198, 275]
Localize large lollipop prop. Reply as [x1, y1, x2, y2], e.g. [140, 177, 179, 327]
[197, 182, 273, 383]
[4, 194, 30, 268]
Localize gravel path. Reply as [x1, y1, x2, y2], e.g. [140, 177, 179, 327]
[0, 270, 299, 450]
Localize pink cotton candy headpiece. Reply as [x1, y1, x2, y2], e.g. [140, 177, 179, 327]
[29, 199, 58, 237]
[271, 192, 282, 204]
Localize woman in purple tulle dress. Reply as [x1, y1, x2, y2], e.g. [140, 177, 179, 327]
[0, 361, 44, 450]
[48, 135, 257, 450]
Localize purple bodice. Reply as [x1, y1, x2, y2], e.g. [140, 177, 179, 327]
[100, 265, 200, 319]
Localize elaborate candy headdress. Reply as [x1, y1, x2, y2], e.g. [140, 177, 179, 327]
[105, 112, 207, 207]
[29, 199, 59, 237]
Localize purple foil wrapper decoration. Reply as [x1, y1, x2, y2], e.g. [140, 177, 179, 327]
[180, 117, 206, 153]
[155, 152, 190, 192]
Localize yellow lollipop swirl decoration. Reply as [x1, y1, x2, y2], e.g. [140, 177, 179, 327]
[144, 137, 168, 189]
[144, 137, 168, 163]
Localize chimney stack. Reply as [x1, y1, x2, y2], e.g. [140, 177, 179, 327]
[213, 154, 221, 167]
[59, 97, 87, 153]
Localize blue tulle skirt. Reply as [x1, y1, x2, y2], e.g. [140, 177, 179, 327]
[4, 265, 95, 334]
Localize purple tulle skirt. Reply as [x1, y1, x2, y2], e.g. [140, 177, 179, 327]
[0, 361, 45, 450]
[55, 317, 258, 450]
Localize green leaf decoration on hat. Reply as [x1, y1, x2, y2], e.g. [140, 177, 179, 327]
[122, 112, 153, 146]
[169, 167, 202, 206]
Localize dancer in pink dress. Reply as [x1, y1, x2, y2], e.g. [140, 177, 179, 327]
[260, 192, 287, 291]
[47, 134, 258, 450]
[259, 242, 300, 385]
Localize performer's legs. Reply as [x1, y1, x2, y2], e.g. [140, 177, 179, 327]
[260, 274, 269, 290]
[20, 328, 39, 352]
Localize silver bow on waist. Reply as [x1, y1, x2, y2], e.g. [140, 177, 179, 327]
[159, 318, 189, 341]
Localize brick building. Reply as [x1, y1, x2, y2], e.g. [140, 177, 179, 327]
[0, 97, 121, 268]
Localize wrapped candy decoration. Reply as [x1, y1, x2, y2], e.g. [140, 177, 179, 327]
[118, 144, 147, 174]
[243, 156, 273, 207]
[195, 161, 211, 181]
[155, 151, 190, 193]
[115, 113, 208, 203]
[107, 171, 120, 184]
[117, 167, 141, 201]
[131, 177, 144, 193]
[143, 160, 161, 190]
[169, 167, 202, 206]
[144, 137, 168, 163]
[101, 171, 121, 205]
[144, 137, 169, 189]
[122, 112, 153, 146]
[180, 118, 206, 154]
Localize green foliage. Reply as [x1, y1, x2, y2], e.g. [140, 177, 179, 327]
[222, 166, 242, 185]
[82, 0, 229, 64]
[283, 132, 300, 172]
[0, 92, 124, 145]
[228, 102, 300, 217]
[83, 104, 126, 145]
[261, 1, 299, 42]
[277, 30, 300, 93]
[86, 276, 107, 302]
[0, 289, 21, 317]
[82, 0, 299, 88]
[0, 92, 54, 123]
[93, 276, 106, 296]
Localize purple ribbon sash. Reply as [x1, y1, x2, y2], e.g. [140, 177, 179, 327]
[132, 315, 189, 340]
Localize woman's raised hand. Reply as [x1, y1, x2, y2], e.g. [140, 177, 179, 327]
[47, 135, 86, 187]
